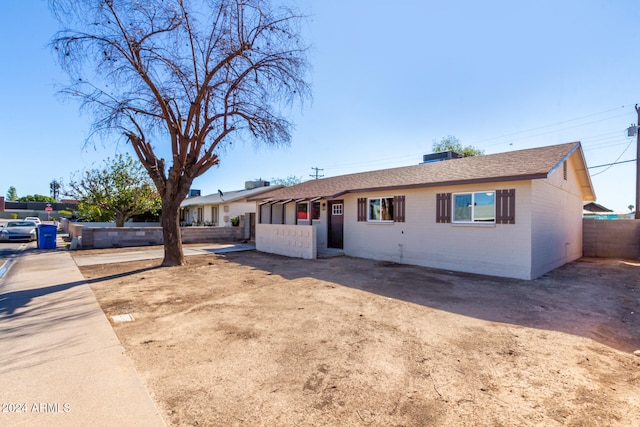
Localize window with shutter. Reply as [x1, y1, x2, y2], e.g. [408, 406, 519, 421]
[495, 189, 516, 224]
[436, 193, 451, 223]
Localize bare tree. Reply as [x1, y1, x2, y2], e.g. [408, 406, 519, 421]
[50, 0, 310, 265]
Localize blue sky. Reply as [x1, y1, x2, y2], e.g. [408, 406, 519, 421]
[1, 1, 638, 212]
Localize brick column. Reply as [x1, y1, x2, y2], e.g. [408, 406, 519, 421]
[0, 196, 4, 212]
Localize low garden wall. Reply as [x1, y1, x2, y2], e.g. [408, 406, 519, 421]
[255, 224, 316, 259]
[69, 223, 244, 249]
[583, 218, 640, 259]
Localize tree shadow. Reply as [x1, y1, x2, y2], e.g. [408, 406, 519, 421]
[0, 266, 159, 318]
[223, 252, 640, 353]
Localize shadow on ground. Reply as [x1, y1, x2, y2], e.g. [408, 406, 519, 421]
[222, 252, 640, 353]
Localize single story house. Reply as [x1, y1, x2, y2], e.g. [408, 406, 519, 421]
[250, 142, 596, 280]
[181, 180, 282, 227]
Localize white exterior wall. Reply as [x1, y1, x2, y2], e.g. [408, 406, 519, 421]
[221, 201, 255, 226]
[256, 224, 316, 259]
[530, 156, 585, 278]
[187, 201, 257, 226]
[257, 201, 329, 251]
[343, 182, 535, 279]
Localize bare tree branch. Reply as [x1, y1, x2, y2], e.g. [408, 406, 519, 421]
[49, 0, 310, 265]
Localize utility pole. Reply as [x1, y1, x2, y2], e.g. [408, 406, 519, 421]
[636, 105, 640, 219]
[310, 167, 324, 180]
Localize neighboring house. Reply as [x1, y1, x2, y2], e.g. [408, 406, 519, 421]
[583, 202, 634, 220]
[250, 142, 596, 280]
[583, 202, 613, 214]
[181, 180, 282, 226]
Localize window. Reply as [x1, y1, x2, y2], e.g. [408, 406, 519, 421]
[332, 203, 343, 215]
[297, 202, 309, 220]
[211, 206, 219, 225]
[358, 197, 404, 222]
[312, 201, 321, 220]
[453, 191, 495, 223]
[368, 197, 394, 222]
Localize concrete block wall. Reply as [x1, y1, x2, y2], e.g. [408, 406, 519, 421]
[71, 224, 242, 249]
[583, 218, 640, 259]
[181, 226, 241, 243]
[255, 224, 316, 259]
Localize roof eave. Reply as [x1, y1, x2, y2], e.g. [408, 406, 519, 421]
[250, 174, 549, 203]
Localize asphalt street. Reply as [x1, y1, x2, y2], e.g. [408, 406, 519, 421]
[0, 241, 32, 279]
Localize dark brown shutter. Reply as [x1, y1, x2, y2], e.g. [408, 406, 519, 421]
[393, 195, 405, 222]
[496, 189, 516, 224]
[436, 193, 451, 223]
[357, 197, 367, 221]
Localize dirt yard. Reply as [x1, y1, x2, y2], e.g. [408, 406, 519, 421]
[75, 248, 640, 426]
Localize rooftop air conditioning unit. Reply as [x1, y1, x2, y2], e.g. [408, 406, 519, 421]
[422, 151, 463, 164]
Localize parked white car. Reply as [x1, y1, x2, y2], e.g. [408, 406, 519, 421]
[24, 217, 42, 224]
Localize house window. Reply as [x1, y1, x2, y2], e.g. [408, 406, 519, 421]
[332, 203, 343, 215]
[563, 161, 567, 180]
[368, 197, 394, 222]
[297, 202, 309, 220]
[358, 197, 403, 222]
[312, 201, 321, 220]
[453, 191, 495, 223]
[211, 206, 219, 225]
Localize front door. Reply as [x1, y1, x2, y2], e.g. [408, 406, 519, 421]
[328, 200, 344, 249]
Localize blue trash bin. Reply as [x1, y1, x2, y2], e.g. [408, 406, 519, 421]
[37, 224, 57, 249]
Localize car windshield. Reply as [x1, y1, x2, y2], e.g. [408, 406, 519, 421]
[6, 221, 36, 227]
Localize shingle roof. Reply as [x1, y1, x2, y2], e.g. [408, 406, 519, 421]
[181, 185, 283, 207]
[250, 142, 595, 201]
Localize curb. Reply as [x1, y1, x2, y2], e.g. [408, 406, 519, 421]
[0, 258, 8, 278]
[0, 256, 18, 279]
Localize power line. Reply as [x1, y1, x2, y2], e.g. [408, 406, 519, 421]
[475, 105, 634, 146]
[589, 136, 636, 177]
[296, 106, 639, 179]
[588, 159, 636, 169]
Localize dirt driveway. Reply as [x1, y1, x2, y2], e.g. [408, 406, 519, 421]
[75, 248, 640, 426]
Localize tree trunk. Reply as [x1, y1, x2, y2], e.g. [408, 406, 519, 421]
[161, 200, 185, 266]
[115, 212, 126, 227]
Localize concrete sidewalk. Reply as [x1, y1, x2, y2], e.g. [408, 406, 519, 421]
[0, 249, 166, 426]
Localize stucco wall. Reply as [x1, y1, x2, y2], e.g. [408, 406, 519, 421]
[530, 156, 585, 278]
[583, 219, 640, 259]
[342, 182, 534, 279]
[255, 224, 316, 259]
